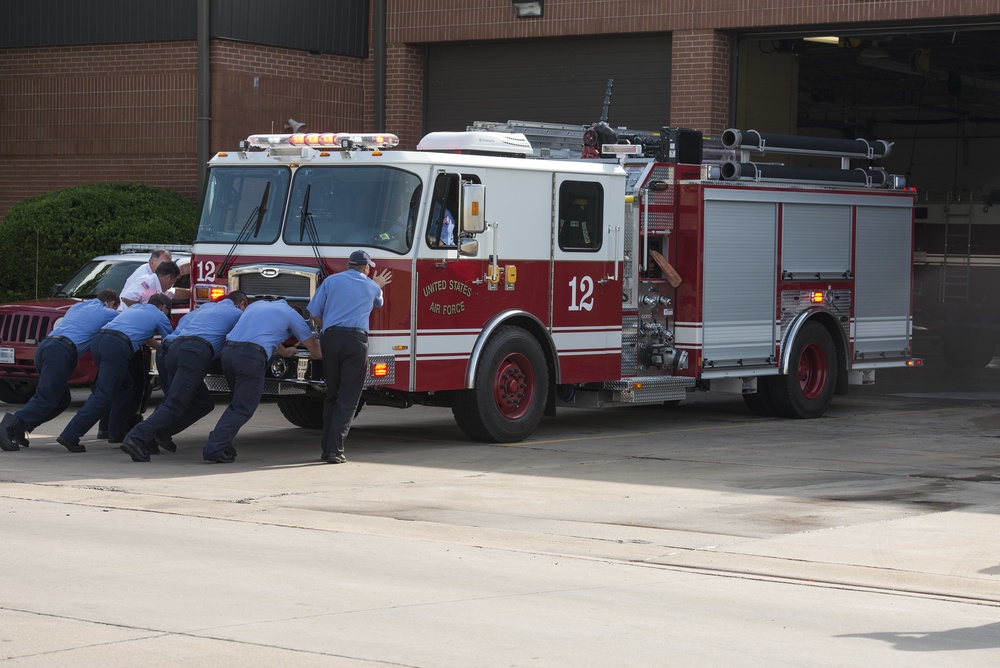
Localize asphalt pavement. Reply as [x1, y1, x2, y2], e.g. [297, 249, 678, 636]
[1, 343, 1000, 666]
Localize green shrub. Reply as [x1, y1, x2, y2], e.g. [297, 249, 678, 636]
[0, 183, 198, 301]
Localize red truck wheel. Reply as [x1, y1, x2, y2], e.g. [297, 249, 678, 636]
[452, 326, 549, 443]
[769, 322, 837, 419]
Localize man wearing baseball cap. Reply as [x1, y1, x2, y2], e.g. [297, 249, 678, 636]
[307, 250, 392, 464]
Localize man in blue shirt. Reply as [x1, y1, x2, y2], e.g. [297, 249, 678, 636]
[0, 290, 120, 452]
[202, 298, 321, 463]
[57, 294, 173, 452]
[120, 290, 249, 463]
[307, 250, 392, 464]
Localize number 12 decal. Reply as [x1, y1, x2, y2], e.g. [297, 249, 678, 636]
[568, 276, 594, 312]
[196, 260, 217, 283]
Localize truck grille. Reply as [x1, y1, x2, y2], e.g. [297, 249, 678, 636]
[0, 313, 52, 344]
[235, 273, 312, 300]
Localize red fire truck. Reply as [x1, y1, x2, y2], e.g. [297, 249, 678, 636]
[190, 124, 916, 442]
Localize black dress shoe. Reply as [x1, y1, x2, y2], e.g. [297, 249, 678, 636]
[154, 431, 177, 453]
[57, 436, 86, 453]
[326, 454, 347, 464]
[204, 444, 236, 463]
[120, 438, 150, 463]
[96, 430, 109, 440]
[14, 432, 28, 447]
[0, 430, 18, 452]
[143, 442, 161, 455]
[0, 414, 21, 451]
[204, 451, 235, 463]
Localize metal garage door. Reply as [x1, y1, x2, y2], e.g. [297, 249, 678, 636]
[426, 34, 671, 135]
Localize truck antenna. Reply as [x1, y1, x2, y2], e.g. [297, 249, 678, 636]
[599, 78, 613, 124]
[583, 79, 618, 158]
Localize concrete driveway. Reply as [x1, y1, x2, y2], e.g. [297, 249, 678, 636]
[2, 348, 1000, 666]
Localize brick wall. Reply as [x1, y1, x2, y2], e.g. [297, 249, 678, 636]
[0, 42, 199, 218]
[0, 40, 369, 220]
[209, 41, 368, 152]
[386, 44, 426, 149]
[670, 30, 732, 135]
[388, 0, 998, 41]
[3, 1, 998, 218]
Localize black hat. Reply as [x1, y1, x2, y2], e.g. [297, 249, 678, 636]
[348, 250, 375, 267]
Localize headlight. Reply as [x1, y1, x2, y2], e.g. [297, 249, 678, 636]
[269, 358, 288, 378]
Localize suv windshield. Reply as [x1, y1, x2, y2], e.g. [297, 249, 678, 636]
[285, 166, 422, 254]
[55, 260, 144, 298]
[197, 167, 290, 243]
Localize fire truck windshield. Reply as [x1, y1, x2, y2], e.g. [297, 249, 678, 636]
[196, 167, 290, 243]
[284, 166, 422, 254]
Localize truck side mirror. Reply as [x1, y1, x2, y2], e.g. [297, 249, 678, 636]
[459, 238, 479, 257]
[461, 183, 486, 234]
[50, 284, 63, 297]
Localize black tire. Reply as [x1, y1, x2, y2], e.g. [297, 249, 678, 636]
[277, 395, 324, 429]
[452, 326, 549, 443]
[769, 322, 837, 419]
[742, 377, 778, 417]
[942, 329, 996, 368]
[0, 381, 34, 405]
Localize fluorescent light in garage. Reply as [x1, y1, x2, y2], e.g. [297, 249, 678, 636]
[803, 36, 841, 45]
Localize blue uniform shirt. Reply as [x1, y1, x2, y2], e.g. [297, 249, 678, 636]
[102, 303, 173, 353]
[226, 299, 314, 358]
[49, 298, 120, 355]
[163, 299, 243, 355]
[307, 269, 383, 332]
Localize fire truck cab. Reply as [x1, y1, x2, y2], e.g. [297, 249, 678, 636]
[191, 125, 916, 442]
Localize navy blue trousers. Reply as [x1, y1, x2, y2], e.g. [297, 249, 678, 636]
[60, 330, 133, 444]
[203, 343, 265, 458]
[128, 337, 215, 446]
[320, 329, 367, 459]
[16, 337, 78, 430]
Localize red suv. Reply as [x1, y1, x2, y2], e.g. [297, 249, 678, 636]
[0, 246, 190, 404]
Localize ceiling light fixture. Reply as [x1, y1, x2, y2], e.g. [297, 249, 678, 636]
[512, 1, 543, 18]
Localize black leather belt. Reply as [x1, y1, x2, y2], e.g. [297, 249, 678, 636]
[102, 328, 134, 350]
[174, 336, 214, 352]
[325, 326, 368, 339]
[45, 335, 78, 354]
[228, 340, 267, 356]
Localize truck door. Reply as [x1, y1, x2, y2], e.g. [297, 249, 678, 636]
[551, 176, 623, 383]
[412, 171, 487, 392]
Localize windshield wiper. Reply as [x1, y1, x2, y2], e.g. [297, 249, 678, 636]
[218, 181, 270, 279]
[298, 184, 328, 279]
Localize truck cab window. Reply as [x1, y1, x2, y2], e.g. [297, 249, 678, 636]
[558, 181, 603, 252]
[426, 173, 481, 248]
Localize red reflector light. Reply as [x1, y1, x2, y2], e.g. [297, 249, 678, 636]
[210, 287, 228, 301]
[372, 363, 388, 377]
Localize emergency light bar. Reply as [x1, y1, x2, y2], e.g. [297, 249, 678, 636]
[244, 132, 400, 150]
[601, 144, 642, 156]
